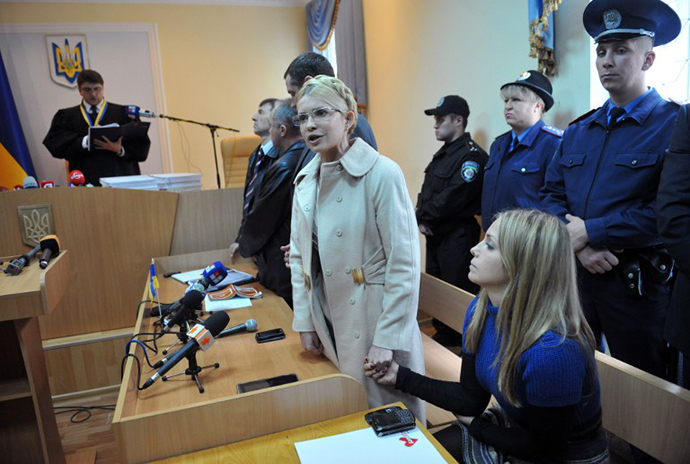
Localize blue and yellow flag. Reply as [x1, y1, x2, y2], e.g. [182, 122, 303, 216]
[149, 259, 159, 301]
[0, 51, 35, 190]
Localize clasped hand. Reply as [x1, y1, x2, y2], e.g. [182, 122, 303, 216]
[363, 346, 397, 385]
[94, 136, 123, 153]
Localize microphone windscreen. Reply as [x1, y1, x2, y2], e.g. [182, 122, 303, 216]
[204, 312, 230, 337]
[40, 181, 55, 188]
[182, 290, 204, 308]
[125, 105, 140, 118]
[69, 170, 85, 185]
[246, 319, 258, 332]
[23, 176, 38, 189]
[40, 235, 60, 253]
[203, 261, 228, 286]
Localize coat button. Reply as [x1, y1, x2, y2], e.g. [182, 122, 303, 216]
[349, 298, 355, 305]
[520, 167, 526, 173]
[569, 159, 573, 165]
[336, 229, 343, 237]
[336, 196, 342, 202]
[628, 273, 634, 279]
[336, 164, 343, 171]
[660, 264, 667, 271]
[305, 205, 311, 212]
[631, 159, 638, 166]
[354, 331, 360, 339]
[325, 270, 332, 276]
[345, 267, 351, 273]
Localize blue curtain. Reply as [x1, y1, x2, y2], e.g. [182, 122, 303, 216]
[528, 0, 561, 76]
[306, 0, 339, 50]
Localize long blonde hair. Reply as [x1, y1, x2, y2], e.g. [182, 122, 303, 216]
[464, 209, 596, 406]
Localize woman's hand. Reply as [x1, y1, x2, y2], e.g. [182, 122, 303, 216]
[364, 357, 399, 386]
[367, 345, 393, 369]
[281, 244, 290, 269]
[300, 331, 323, 356]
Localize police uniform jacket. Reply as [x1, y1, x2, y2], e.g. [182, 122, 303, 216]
[482, 120, 562, 230]
[290, 138, 425, 421]
[416, 132, 488, 235]
[657, 103, 690, 354]
[541, 89, 680, 249]
[43, 102, 150, 186]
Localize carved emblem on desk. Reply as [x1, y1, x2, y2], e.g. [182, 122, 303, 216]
[17, 204, 55, 247]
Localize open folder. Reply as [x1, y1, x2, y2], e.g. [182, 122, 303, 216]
[88, 121, 150, 151]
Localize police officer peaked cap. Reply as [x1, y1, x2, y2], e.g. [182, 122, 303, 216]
[501, 70, 554, 112]
[424, 95, 470, 118]
[583, 0, 681, 46]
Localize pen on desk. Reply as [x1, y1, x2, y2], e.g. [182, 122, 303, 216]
[163, 271, 181, 278]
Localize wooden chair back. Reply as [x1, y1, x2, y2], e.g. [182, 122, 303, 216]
[220, 134, 261, 188]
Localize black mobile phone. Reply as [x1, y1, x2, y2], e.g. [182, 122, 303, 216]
[255, 328, 285, 343]
[364, 406, 416, 436]
[236, 373, 299, 394]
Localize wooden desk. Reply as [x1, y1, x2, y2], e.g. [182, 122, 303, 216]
[113, 249, 368, 463]
[156, 402, 457, 463]
[0, 251, 70, 464]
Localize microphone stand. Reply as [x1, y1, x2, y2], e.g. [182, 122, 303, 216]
[158, 113, 239, 189]
[161, 349, 220, 394]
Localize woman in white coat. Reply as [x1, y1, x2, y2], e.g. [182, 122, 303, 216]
[290, 75, 425, 422]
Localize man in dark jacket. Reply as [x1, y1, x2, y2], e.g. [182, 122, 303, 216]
[417, 95, 488, 347]
[43, 69, 150, 186]
[658, 103, 690, 387]
[239, 101, 305, 307]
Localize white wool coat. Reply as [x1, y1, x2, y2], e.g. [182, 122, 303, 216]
[290, 138, 426, 422]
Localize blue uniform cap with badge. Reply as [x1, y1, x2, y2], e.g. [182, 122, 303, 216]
[501, 70, 554, 112]
[583, 0, 681, 46]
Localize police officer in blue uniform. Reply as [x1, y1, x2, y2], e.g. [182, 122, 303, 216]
[482, 70, 561, 231]
[417, 96, 488, 346]
[541, 0, 681, 381]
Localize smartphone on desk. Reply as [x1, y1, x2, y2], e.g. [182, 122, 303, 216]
[255, 328, 285, 343]
[364, 406, 416, 436]
[236, 373, 299, 394]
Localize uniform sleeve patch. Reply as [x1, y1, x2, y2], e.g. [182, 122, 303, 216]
[461, 161, 480, 182]
[541, 125, 564, 137]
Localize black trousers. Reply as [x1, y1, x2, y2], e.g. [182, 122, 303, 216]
[426, 223, 480, 337]
[578, 266, 669, 379]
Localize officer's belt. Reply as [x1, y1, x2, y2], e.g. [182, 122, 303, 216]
[613, 246, 674, 296]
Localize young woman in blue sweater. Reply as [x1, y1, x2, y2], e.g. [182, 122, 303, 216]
[365, 209, 609, 463]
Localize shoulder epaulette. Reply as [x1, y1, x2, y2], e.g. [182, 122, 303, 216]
[541, 125, 564, 137]
[569, 108, 599, 126]
[468, 139, 479, 151]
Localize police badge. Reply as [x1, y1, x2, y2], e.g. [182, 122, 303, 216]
[461, 161, 479, 183]
[46, 35, 89, 88]
[603, 10, 622, 30]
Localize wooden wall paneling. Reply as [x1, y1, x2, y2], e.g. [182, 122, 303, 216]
[169, 188, 244, 256]
[43, 331, 132, 396]
[0, 188, 179, 338]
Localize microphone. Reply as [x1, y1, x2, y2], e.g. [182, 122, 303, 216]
[40, 181, 55, 188]
[125, 105, 158, 118]
[142, 311, 229, 389]
[217, 319, 257, 338]
[39, 235, 60, 269]
[13, 185, 23, 190]
[69, 170, 85, 186]
[197, 261, 228, 290]
[23, 176, 38, 189]
[162, 290, 204, 332]
[5, 244, 41, 275]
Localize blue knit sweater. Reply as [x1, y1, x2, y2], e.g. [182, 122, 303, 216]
[468, 299, 601, 429]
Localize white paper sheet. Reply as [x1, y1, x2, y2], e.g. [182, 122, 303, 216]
[294, 426, 447, 464]
[203, 295, 252, 312]
[172, 268, 254, 291]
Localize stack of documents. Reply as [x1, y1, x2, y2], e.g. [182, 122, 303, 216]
[151, 173, 202, 192]
[100, 173, 202, 192]
[100, 175, 160, 190]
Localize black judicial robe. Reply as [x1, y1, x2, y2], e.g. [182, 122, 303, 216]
[43, 102, 151, 186]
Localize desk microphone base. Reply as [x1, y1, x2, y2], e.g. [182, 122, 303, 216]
[162, 351, 220, 394]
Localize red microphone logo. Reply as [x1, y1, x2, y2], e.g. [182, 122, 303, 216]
[69, 170, 85, 186]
